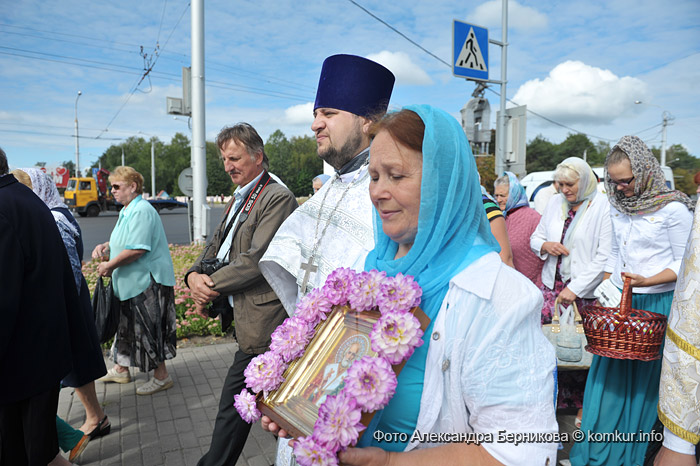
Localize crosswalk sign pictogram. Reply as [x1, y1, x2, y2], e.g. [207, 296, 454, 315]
[453, 20, 489, 81]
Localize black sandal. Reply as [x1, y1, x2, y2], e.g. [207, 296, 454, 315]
[87, 415, 111, 440]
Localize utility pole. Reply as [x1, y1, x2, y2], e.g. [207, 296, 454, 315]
[191, 0, 208, 242]
[634, 100, 673, 167]
[151, 142, 156, 198]
[74, 91, 82, 177]
[660, 112, 669, 167]
[495, 0, 508, 176]
[121, 146, 125, 166]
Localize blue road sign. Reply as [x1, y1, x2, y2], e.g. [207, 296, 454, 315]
[453, 20, 489, 81]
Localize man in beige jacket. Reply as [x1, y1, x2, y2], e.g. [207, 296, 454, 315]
[186, 123, 298, 466]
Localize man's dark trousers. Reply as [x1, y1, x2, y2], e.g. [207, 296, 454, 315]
[197, 350, 256, 466]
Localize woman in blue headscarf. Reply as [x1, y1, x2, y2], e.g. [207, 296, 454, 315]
[339, 105, 557, 465]
[493, 171, 543, 287]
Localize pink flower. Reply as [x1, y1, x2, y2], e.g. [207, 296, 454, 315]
[347, 270, 386, 312]
[270, 316, 316, 363]
[313, 393, 365, 451]
[243, 351, 287, 394]
[376, 273, 422, 314]
[370, 312, 424, 364]
[343, 356, 397, 412]
[234, 389, 261, 423]
[293, 435, 338, 466]
[321, 268, 358, 306]
[296, 288, 333, 326]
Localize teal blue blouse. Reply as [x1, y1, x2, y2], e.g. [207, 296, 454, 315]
[109, 195, 175, 300]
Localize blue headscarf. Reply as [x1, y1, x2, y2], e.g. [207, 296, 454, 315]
[312, 173, 331, 184]
[365, 104, 499, 315]
[362, 104, 500, 449]
[502, 171, 529, 215]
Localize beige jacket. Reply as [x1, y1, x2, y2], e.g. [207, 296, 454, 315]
[187, 180, 298, 354]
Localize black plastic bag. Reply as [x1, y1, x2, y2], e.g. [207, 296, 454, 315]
[92, 277, 121, 344]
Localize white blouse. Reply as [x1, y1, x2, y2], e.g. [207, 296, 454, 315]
[606, 202, 693, 294]
[413, 252, 558, 465]
[530, 193, 612, 298]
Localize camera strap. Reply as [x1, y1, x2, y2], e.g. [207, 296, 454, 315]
[218, 171, 275, 249]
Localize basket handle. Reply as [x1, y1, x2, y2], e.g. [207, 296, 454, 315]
[619, 276, 633, 316]
[554, 297, 584, 334]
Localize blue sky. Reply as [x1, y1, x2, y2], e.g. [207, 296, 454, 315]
[2, 0, 699, 173]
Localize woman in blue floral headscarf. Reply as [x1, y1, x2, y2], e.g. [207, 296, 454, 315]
[493, 171, 543, 286]
[337, 105, 558, 465]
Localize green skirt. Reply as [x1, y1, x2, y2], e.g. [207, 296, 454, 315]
[569, 290, 674, 466]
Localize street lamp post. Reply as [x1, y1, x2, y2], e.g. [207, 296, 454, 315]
[74, 91, 82, 177]
[634, 100, 674, 167]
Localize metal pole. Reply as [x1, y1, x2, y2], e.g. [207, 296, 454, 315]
[74, 91, 82, 177]
[660, 112, 668, 167]
[634, 101, 672, 166]
[151, 142, 156, 198]
[191, 0, 207, 242]
[495, 0, 508, 176]
[121, 146, 125, 166]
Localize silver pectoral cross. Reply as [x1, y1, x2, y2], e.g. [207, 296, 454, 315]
[300, 256, 318, 293]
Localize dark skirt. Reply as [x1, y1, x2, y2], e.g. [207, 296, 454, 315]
[62, 277, 108, 387]
[111, 279, 177, 372]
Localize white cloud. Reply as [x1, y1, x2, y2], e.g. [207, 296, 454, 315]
[283, 103, 314, 125]
[365, 51, 433, 86]
[513, 61, 649, 125]
[468, 0, 548, 31]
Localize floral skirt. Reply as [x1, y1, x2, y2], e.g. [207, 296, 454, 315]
[540, 280, 596, 410]
[112, 279, 177, 372]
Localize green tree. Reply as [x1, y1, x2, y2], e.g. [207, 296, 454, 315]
[159, 133, 191, 196]
[476, 155, 496, 195]
[288, 134, 321, 196]
[662, 144, 700, 196]
[527, 134, 609, 173]
[62, 160, 75, 175]
[591, 140, 612, 167]
[525, 135, 558, 172]
[265, 131, 321, 196]
[265, 130, 292, 186]
[558, 134, 595, 164]
[206, 141, 233, 196]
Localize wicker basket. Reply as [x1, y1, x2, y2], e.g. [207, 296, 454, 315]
[580, 277, 667, 361]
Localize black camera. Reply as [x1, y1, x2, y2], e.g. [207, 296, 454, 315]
[200, 257, 228, 276]
[199, 258, 234, 330]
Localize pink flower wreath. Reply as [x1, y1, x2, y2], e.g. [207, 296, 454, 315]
[235, 268, 424, 466]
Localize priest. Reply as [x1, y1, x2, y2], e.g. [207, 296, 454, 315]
[655, 198, 700, 465]
[259, 54, 394, 466]
[259, 54, 395, 313]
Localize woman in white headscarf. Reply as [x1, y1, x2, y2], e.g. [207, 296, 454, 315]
[530, 157, 612, 414]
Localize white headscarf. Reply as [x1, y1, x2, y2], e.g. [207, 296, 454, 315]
[22, 168, 78, 237]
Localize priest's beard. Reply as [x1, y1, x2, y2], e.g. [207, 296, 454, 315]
[318, 125, 364, 170]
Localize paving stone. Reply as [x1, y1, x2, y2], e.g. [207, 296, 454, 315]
[156, 419, 176, 436]
[70, 343, 564, 464]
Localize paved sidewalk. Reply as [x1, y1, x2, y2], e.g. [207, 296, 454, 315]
[58, 342, 278, 466]
[57, 340, 586, 466]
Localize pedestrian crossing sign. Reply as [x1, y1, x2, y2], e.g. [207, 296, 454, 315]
[453, 20, 489, 81]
